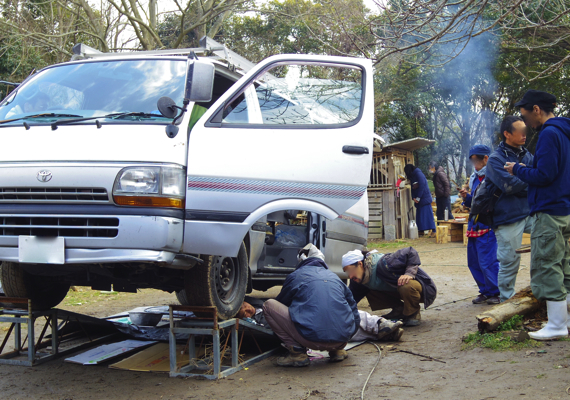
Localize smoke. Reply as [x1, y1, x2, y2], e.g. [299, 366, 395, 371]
[430, 19, 501, 180]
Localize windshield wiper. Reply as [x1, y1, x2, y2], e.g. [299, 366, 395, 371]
[0, 113, 82, 126]
[50, 112, 167, 130]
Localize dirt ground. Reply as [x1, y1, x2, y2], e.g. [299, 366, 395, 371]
[1, 238, 569, 400]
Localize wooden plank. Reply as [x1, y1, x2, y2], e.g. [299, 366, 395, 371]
[369, 221, 383, 227]
[369, 227, 383, 233]
[369, 215, 383, 221]
[368, 233, 383, 239]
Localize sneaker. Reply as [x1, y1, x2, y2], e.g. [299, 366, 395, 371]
[328, 349, 348, 362]
[377, 319, 404, 340]
[380, 327, 404, 342]
[381, 306, 405, 320]
[276, 345, 310, 367]
[486, 296, 500, 305]
[472, 294, 488, 304]
[402, 311, 421, 327]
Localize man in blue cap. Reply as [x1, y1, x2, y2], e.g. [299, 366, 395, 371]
[459, 144, 501, 304]
[505, 89, 570, 340]
[486, 115, 534, 302]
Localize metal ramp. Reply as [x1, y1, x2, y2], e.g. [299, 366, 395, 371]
[0, 297, 117, 366]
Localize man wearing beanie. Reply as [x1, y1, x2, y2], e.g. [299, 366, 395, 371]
[262, 244, 360, 367]
[505, 89, 570, 340]
[342, 247, 437, 327]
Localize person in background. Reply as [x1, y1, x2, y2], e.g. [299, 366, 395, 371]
[505, 90, 570, 341]
[429, 161, 452, 221]
[404, 164, 436, 237]
[459, 145, 501, 305]
[486, 115, 534, 302]
[344, 247, 437, 327]
[262, 244, 360, 366]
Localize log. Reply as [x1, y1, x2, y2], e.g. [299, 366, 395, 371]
[476, 287, 542, 332]
[463, 224, 468, 246]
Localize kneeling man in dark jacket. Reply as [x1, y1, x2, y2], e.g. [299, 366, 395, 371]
[263, 244, 360, 367]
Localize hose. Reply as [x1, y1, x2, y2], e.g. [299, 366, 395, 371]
[361, 341, 383, 400]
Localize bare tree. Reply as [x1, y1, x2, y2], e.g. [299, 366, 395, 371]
[265, 0, 570, 82]
[104, 0, 251, 50]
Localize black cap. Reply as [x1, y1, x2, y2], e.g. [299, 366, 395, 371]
[514, 89, 557, 108]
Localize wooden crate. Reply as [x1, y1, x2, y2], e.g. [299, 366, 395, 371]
[437, 220, 467, 243]
[522, 233, 530, 245]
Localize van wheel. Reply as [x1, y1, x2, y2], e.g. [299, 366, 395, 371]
[183, 243, 248, 320]
[0, 262, 70, 310]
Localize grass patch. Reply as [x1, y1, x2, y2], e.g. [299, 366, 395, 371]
[497, 314, 524, 331]
[61, 286, 136, 307]
[462, 315, 542, 351]
[367, 240, 411, 251]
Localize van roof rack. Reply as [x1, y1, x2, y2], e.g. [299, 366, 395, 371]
[71, 36, 257, 74]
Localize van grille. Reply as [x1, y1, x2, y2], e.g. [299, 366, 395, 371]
[0, 216, 119, 238]
[0, 188, 109, 203]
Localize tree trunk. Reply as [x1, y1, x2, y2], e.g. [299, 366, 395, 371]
[476, 287, 542, 332]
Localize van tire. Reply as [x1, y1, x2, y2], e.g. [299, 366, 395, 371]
[182, 243, 248, 320]
[0, 262, 70, 310]
[175, 288, 189, 305]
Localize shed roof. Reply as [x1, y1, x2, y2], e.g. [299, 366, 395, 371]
[376, 137, 435, 153]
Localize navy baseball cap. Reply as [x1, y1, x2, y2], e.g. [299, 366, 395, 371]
[514, 90, 557, 108]
[469, 144, 491, 158]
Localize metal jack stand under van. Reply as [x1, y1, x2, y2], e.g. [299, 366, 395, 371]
[169, 305, 279, 379]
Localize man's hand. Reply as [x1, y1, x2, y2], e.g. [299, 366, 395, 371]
[459, 188, 468, 198]
[398, 274, 413, 286]
[504, 162, 516, 176]
[413, 198, 419, 204]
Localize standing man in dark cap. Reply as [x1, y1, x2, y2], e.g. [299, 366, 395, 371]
[459, 145, 501, 305]
[486, 115, 534, 302]
[505, 90, 570, 340]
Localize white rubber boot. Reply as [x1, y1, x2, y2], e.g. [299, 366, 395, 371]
[567, 294, 570, 329]
[529, 300, 569, 341]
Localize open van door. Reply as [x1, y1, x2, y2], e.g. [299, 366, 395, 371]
[183, 55, 374, 257]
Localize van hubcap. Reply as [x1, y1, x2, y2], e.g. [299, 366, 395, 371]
[214, 256, 238, 304]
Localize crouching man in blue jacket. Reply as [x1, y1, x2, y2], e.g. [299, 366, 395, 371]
[263, 244, 361, 367]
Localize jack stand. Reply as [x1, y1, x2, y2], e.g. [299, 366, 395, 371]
[169, 305, 279, 379]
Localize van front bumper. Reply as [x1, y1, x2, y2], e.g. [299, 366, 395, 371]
[0, 205, 183, 264]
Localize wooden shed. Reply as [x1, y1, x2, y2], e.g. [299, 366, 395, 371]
[368, 138, 435, 241]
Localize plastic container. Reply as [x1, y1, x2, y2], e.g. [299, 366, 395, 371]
[409, 220, 418, 239]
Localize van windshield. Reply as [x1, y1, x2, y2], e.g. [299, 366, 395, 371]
[0, 59, 186, 125]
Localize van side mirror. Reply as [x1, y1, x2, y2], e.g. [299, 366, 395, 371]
[158, 59, 215, 139]
[185, 60, 214, 102]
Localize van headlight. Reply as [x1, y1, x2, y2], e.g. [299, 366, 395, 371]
[113, 166, 185, 208]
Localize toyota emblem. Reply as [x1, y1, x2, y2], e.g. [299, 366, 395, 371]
[37, 170, 52, 182]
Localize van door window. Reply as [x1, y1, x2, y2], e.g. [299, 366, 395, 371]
[221, 63, 363, 126]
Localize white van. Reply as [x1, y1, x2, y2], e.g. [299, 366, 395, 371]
[0, 38, 374, 318]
